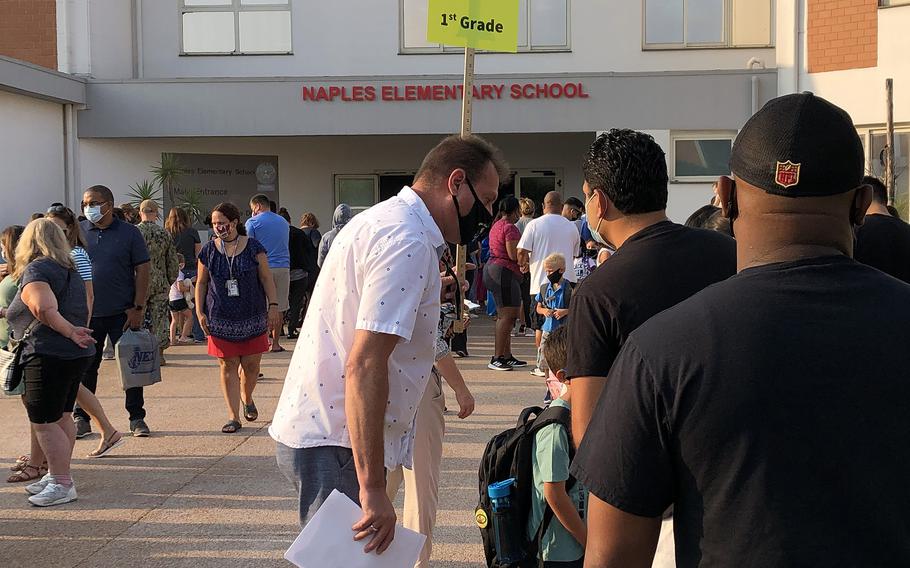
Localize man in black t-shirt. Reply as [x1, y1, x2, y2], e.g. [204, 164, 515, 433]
[854, 175, 910, 283]
[567, 129, 736, 446]
[572, 93, 910, 567]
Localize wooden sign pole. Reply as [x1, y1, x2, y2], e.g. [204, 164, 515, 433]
[453, 47, 475, 333]
[885, 78, 895, 206]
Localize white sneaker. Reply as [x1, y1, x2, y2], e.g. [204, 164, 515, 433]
[102, 348, 115, 361]
[25, 473, 54, 496]
[28, 482, 77, 507]
[530, 367, 546, 377]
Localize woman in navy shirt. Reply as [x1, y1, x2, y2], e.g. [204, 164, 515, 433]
[196, 203, 281, 434]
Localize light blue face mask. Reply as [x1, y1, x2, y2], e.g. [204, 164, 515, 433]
[585, 191, 611, 248]
[84, 205, 104, 224]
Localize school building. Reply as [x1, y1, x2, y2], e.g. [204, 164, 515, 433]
[0, 0, 906, 229]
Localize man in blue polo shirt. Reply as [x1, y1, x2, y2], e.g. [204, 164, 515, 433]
[246, 194, 290, 352]
[76, 185, 152, 437]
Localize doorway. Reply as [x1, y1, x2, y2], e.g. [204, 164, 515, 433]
[515, 170, 563, 216]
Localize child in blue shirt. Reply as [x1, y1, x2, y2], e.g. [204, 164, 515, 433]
[534, 253, 571, 378]
[528, 325, 586, 567]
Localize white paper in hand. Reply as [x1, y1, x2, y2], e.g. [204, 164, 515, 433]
[285, 490, 426, 568]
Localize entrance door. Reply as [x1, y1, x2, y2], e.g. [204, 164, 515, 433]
[516, 170, 563, 215]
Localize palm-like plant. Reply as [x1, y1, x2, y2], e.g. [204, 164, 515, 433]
[126, 179, 162, 209]
[150, 153, 182, 206]
[177, 187, 205, 225]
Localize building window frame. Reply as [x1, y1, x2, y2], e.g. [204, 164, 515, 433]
[878, 0, 910, 8]
[669, 131, 736, 183]
[866, 126, 910, 218]
[179, 0, 293, 56]
[399, 0, 572, 54]
[642, 0, 774, 50]
[334, 174, 380, 215]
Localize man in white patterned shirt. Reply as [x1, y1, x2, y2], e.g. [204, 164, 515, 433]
[270, 135, 507, 554]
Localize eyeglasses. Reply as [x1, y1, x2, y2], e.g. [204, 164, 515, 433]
[46, 205, 69, 214]
[82, 201, 108, 208]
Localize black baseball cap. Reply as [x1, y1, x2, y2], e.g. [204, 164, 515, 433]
[730, 92, 865, 197]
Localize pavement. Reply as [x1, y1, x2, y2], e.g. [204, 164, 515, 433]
[0, 317, 545, 567]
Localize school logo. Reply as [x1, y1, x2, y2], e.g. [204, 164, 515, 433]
[775, 161, 801, 189]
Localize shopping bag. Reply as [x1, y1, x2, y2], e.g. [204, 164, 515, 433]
[115, 329, 161, 390]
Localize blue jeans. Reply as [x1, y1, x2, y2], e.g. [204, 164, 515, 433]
[276, 442, 360, 528]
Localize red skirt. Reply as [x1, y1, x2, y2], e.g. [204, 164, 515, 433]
[207, 333, 270, 359]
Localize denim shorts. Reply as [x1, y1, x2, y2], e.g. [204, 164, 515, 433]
[275, 442, 360, 528]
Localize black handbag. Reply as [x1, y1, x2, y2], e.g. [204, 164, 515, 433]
[1, 319, 40, 394]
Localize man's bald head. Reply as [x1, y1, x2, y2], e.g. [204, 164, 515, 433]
[543, 191, 563, 214]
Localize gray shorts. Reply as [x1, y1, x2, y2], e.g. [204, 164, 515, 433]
[276, 443, 360, 528]
[271, 267, 290, 312]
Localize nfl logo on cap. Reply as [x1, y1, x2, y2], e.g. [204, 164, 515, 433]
[775, 161, 801, 189]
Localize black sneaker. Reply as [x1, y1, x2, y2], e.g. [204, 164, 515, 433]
[130, 419, 150, 437]
[487, 357, 513, 372]
[74, 417, 92, 439]
[504, 356, 527, 368]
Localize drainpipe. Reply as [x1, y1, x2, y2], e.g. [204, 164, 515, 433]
[747, 58, 765, 115]
[794, 0, 801, 93]
[132, 0, 144, 78]
[63, 104, 79, 209]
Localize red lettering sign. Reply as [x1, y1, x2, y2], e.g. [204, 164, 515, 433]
[302, 83, 589, 103]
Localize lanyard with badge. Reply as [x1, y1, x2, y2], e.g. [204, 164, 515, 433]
[223, 239, 240, 297]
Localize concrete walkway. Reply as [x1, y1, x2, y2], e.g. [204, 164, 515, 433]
[0, 318, 543, 567]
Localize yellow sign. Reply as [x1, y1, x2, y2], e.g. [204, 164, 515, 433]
[426, 0, 520, 53]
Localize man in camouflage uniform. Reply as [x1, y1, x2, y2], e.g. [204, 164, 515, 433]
[137, 200, 179, 361]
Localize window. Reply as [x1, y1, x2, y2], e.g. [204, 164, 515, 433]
[180, 0, 292, 55]
[644, 0, 773, 48]
[671, 133, 734, 181]
[870, 130, 910, 217]
[335, 175, 379, 215]
[401, 0, 570, 53]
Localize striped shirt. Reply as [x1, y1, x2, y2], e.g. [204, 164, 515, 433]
[71, 246, 92, 282]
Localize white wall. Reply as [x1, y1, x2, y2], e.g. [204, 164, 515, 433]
[77, 133, 594, 226]
[77, 131, 708, 225]
[87, 0, 775, 79]
[788, 2, 910, 127]
[0, 91, 66, 230]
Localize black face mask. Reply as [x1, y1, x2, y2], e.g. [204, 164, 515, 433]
[547, 270, 563, 285]
[452, 178, 493, 245]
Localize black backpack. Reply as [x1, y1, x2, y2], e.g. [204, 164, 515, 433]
[476, 405, 576, 568]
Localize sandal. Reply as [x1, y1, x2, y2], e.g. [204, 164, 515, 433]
[242, 402, 259, 422]
[221, 420, 241, 434]
[88, 431, 126, 459]
[7, 463, 47, 483]
[10, 455, 30, 472]
[269, 346, 286, 353]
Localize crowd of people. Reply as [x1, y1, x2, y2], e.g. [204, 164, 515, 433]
[1, 92, 909, 567]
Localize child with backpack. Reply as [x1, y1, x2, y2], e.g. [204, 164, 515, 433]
[531, 325, 586, 567]
[532, 254, 571, 389]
